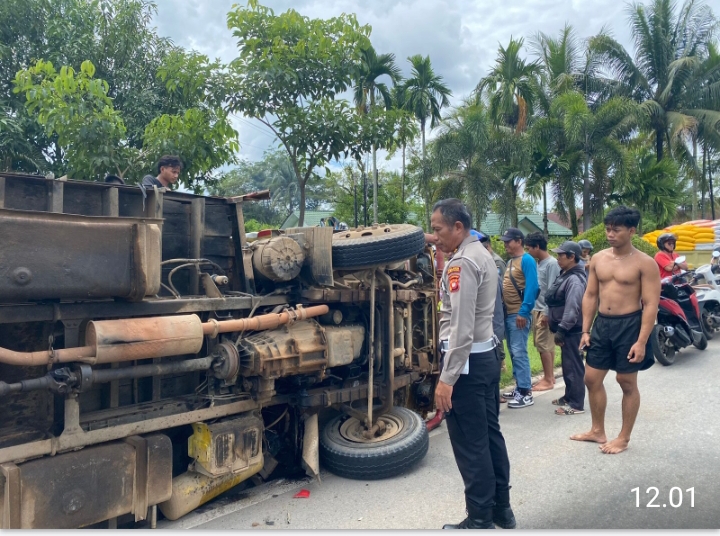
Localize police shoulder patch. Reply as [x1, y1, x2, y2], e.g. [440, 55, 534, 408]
[448, 264, 461, 293]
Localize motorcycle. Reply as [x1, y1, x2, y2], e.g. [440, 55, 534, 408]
[691, 250, 720, 340]
[652, 256, 708, 366]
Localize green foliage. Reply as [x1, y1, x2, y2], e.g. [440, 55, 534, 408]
[490, 236, 508, 260]
[611, 148, 681, 229]
[243, 219, 264, 233]
[403, 55, 453, 137]
[328, 168, 422, 226]
[143, 107, 238, 192]
[209, 150, 328, 226]
[574, 223, 658, 256]
[3, 0, 237, 186]
[14, 60, 128, 179]
[226, 2, 403, 225]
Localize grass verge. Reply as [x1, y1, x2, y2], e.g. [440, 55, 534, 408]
[500, 334, 562, 388]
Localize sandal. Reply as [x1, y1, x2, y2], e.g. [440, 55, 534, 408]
[555, 406, 585, 415]
[551, 397, 568, 406]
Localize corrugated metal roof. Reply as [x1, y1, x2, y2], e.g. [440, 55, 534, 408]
[281, 210, 335, 229]
[478, 213, 572, 237]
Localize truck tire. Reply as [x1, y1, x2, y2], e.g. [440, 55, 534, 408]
[331, 224, 426, 270]
[651, 324, 675, 366]
[320, 406, 429, 480]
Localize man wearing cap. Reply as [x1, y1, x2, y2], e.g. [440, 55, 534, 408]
[431, 199, 515, 530]
[525, 232, 561, 392]
[499, 227, 539, 409]
[546, 241, 588, 415]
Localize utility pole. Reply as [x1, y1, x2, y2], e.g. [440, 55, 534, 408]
[353, 171, 358, 228]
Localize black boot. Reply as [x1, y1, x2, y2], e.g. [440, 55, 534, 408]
[443, 505, 495, 529]
[492, 489, 516, 529]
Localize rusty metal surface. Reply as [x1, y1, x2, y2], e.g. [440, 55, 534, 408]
[0, 463, 20, 529]
[202, 304, 329, 336]
[0, 295, 289, 325]
[284, 226, 334, 286]
[0, 343, 94, 367]
[86, 315, 204, 364]
[0, 208, 162, 302]
[188, 414, 263, 477]
[238, 320, 327, 379]
[0, 434, 171, 529]
[252, 236, 305, 282]
[0, 372, 418, 465]
[324, 325, 365, 368]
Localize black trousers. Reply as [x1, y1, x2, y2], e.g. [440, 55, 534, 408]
[446, 348, 511, 514]
[561, 331, 585, 410]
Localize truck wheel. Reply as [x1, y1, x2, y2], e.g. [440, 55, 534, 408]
[651, 325, 675, 366]
[331, 224, 426, 270]
[320, 406, 429, 480]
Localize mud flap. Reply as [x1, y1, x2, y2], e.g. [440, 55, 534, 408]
[301, 413, 321, 481]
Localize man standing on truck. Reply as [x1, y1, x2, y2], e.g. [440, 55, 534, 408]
[142, 155, 182, 189]
[431, 199, 515, 530]
[572, 206, 660, 454]
[499, 227, 539, 409]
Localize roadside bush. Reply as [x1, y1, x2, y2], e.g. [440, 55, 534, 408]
[490, 236, 507, 260]
[574, 223, 657, 256]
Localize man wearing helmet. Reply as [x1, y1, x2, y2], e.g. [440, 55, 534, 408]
[654, 233, 688, 278]
[578, 239, 594, 273]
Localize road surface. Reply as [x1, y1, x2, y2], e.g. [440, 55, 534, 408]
[161, 338, 720, 530]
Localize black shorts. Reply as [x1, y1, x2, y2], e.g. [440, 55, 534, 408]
[586, 310, 655, 373]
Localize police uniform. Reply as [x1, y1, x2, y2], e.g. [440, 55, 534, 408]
[440, 234, 512, 522]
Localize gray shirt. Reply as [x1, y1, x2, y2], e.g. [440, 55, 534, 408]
[534, 255, 560, 314]
[439, 235, 498, 386]
[492, 251, 507, 278]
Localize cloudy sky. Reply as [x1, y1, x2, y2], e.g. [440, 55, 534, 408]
[153, 0, 636, 170]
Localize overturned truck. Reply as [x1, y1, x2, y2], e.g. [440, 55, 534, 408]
[0, 173, 439, 528]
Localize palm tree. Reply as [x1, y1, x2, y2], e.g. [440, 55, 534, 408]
[673, 40, 720, 218]
[402, 54, 452, 227]
[477, 37, 542, 134]
[611, 146, 682, 230]
[431, 102, 495, 225]
[589, 0, 716, 164]
[554, 91, 638, 229]
[353, 45, 401, 225]
[389, 85, 418, 207]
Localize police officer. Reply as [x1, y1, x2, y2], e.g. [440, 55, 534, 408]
[431, 199, 516, 530]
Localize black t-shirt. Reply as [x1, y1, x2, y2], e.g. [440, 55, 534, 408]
[141, 175, 164, 188]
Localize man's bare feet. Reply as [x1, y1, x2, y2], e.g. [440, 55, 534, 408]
[599, 437, 629, 454]
[570, 430, 607, 444]
[531, 380, 554, 391]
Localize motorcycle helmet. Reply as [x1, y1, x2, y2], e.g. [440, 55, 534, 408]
[656, 233, 677, 251]
[577, 239, 593, 252]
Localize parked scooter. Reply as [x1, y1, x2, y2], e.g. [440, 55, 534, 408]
[652, 256, 708, 366]
[691, 250, 720, 340]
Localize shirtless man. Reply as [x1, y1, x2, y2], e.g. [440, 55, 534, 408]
[571, 206, 660, 454]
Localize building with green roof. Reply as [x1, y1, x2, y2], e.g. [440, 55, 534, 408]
[478, 213, 572, 237]
[280, 210, 335, 229]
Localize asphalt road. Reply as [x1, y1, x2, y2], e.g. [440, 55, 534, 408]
[162, 337, 720, 530]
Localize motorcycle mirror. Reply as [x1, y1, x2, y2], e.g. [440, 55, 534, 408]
[675, 255, 687, 264]
[713, 251, 720, 258]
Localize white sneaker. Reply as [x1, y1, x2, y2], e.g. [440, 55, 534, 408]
[507, 391, 534, 409]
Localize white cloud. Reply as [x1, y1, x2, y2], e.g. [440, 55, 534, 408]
[153, 0, 636, 166]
